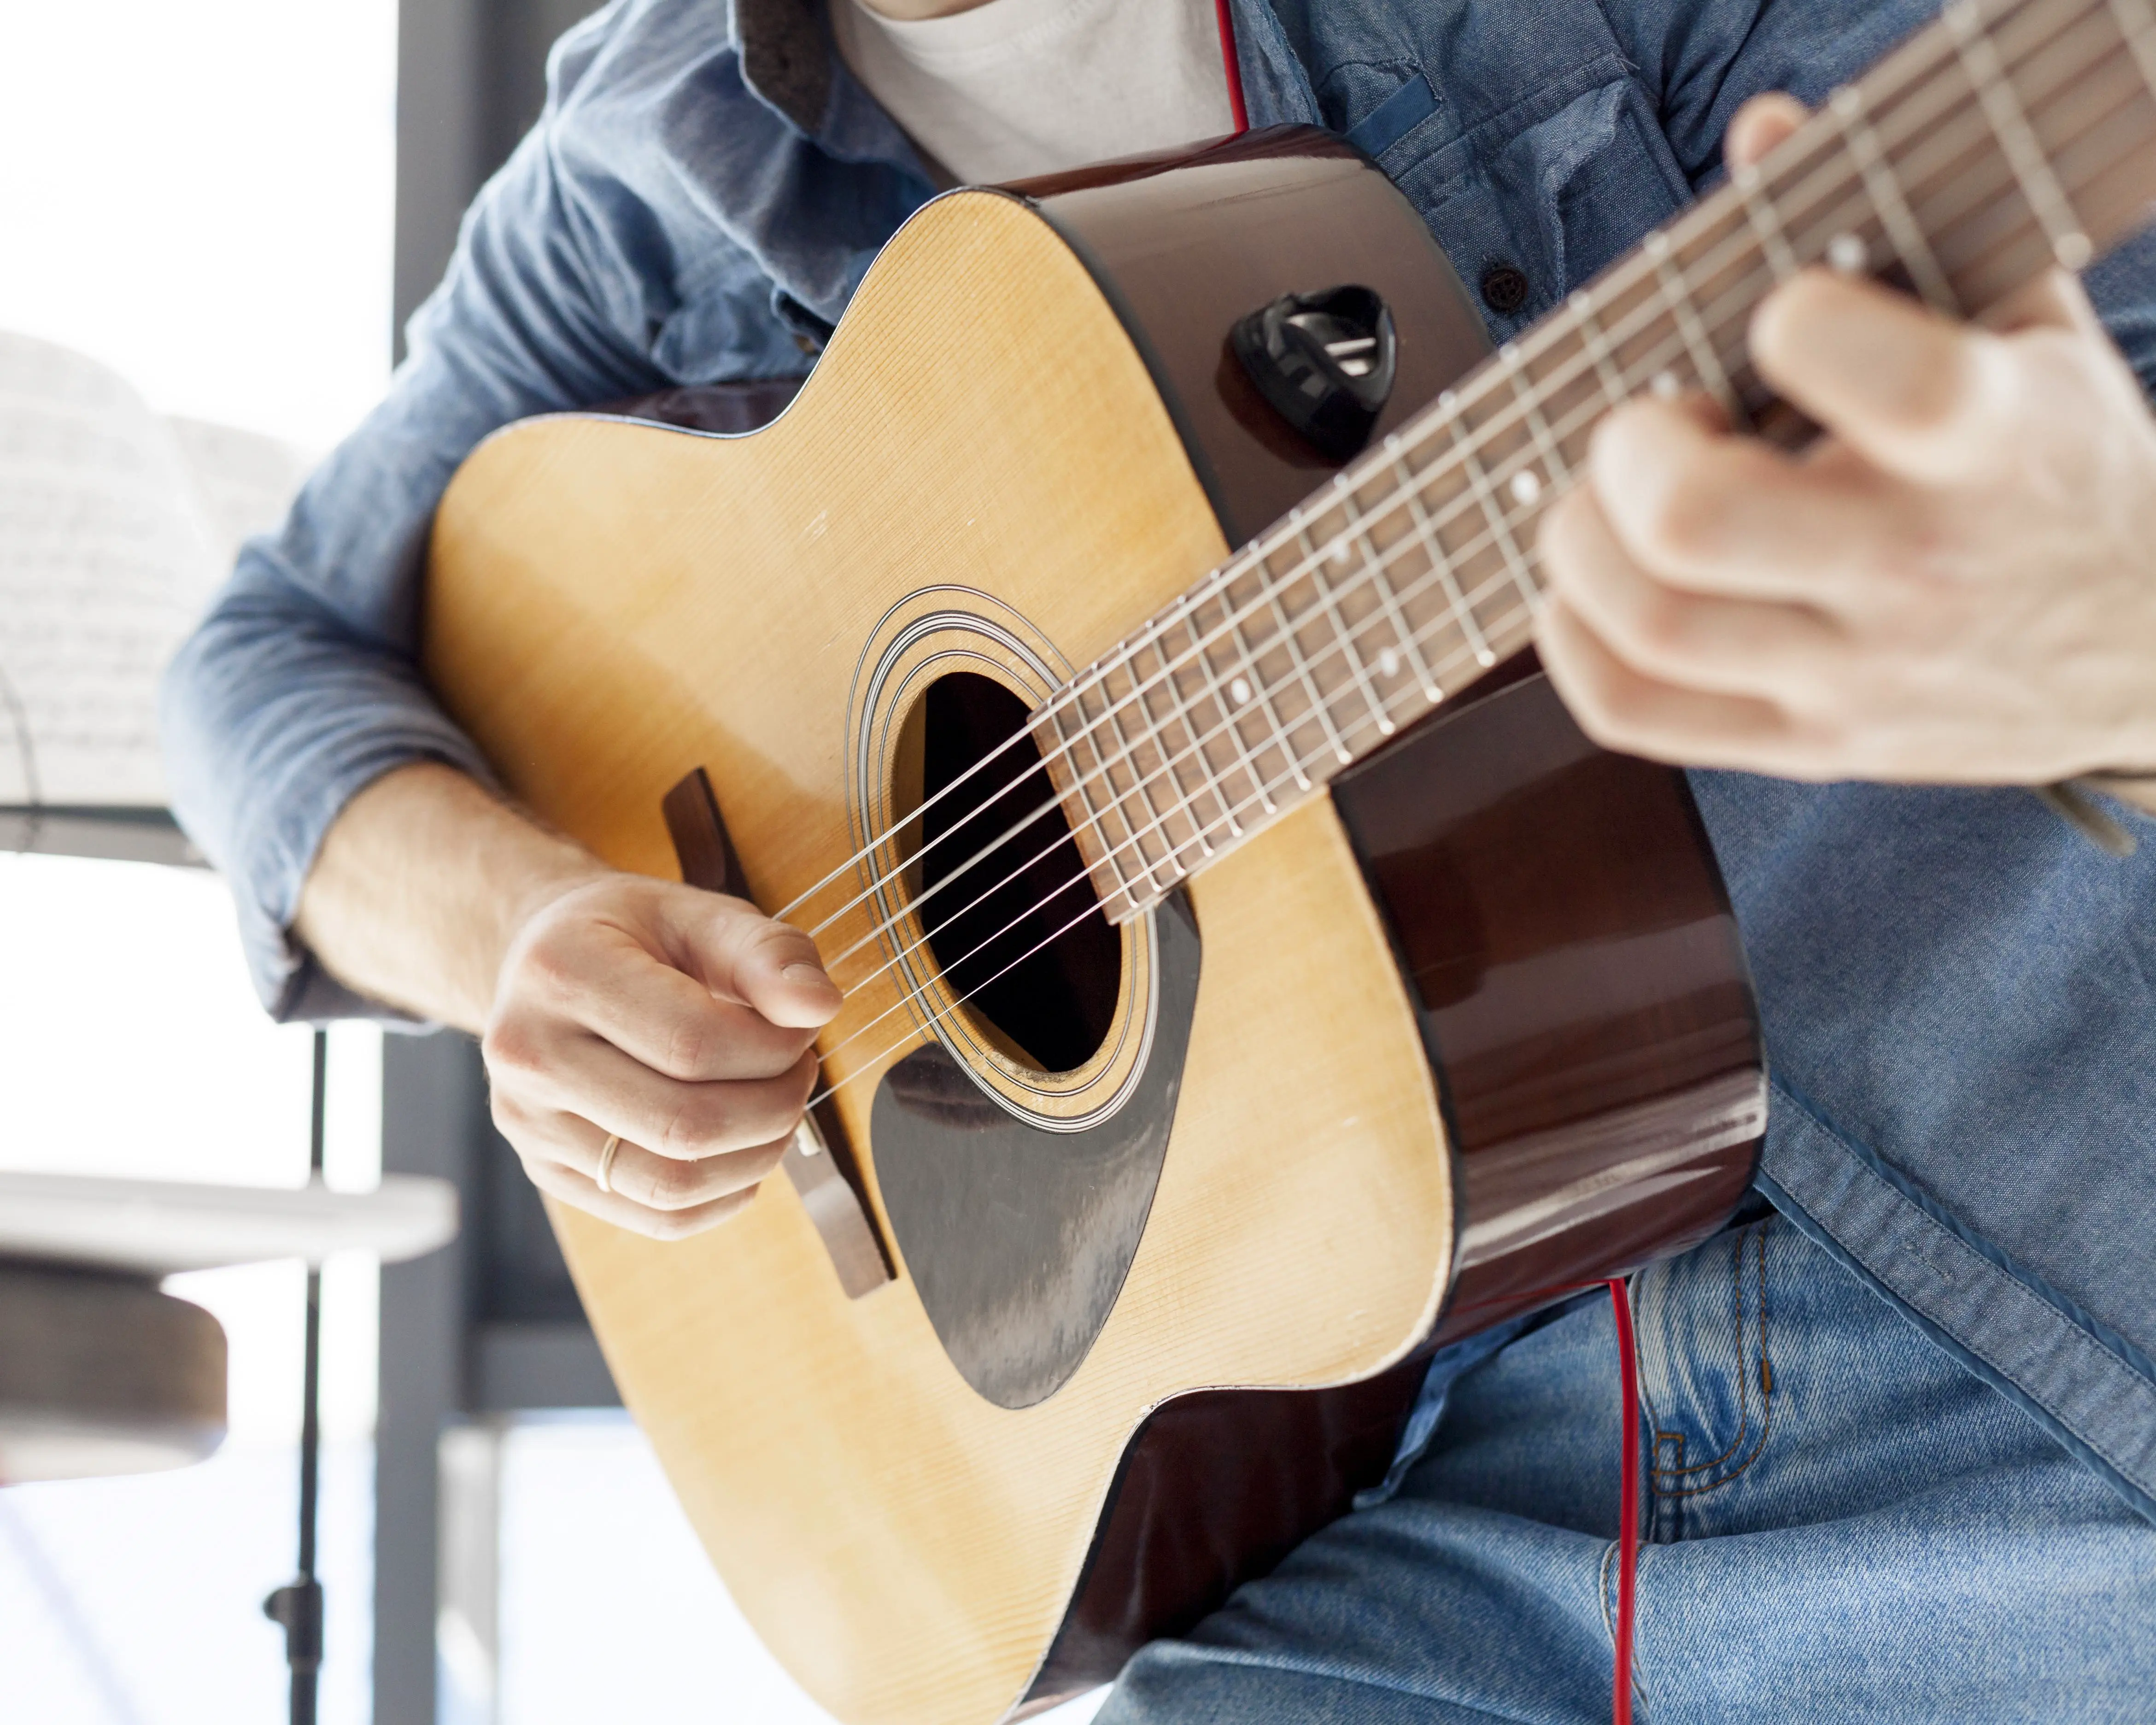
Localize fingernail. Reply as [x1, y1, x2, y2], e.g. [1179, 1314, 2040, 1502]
[783, 962, 835, 990]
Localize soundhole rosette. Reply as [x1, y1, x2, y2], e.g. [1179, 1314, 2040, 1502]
[845, 589, 1160, 1132]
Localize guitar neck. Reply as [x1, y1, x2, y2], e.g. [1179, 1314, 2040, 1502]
[1042, 0, 2156, 924]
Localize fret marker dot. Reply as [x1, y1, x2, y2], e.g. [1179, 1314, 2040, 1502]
[1230, 677, 1253, 706]
[2056, 231, 2092, 271]
[1510, 469, 1542, 507]
[1827, 231, 1867, 275]
[1651, 371, 1681, 401]
[1331, 542, 1351, 568]
[1378, 648, 1401, 679]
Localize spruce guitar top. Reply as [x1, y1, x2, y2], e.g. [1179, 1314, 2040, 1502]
[422, 1, 2156, 1717]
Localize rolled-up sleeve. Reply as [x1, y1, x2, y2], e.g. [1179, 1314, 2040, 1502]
[161, 8, 800, 1019]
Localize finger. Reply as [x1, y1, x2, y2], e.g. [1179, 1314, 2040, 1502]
[1725, 92, 1808, 170]
[1538, 486, 1844, 695]
[1749, 270, 2019, 485]
[534, 1113, 786, 1212]
[489, 1015, 819, 1160]
[1582, 395, 1896, 603]
[545, 901, 825, 1082]
[1536, 597, 1828, 773]
[523, 1154, 760, 1241]
[658, 892, 842, 1030]
[1982, 264, 2102, 337]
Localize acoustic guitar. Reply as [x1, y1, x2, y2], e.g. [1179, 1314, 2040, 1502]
[423, 0, 2156, 1717]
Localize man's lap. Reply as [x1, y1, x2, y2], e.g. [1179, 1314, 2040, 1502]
[1098, 1215, 2156, 1724]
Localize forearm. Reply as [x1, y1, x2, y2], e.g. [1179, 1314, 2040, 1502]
[293, 762, 609, 1031]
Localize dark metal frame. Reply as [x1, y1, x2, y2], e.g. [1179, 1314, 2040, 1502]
[378, 8, 615, 1721]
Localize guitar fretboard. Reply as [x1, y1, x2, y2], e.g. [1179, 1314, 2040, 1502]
[1037, 0, 2156, 923]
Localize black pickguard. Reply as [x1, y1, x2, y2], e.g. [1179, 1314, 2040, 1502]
[871, 893, 1202, 1409]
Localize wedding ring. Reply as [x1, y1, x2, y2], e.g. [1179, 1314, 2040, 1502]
[595, 1132, 623, 1195]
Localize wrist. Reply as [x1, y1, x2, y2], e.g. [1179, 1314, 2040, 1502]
[298, 763, 614, 1031]
[480, 845, 616, 1017]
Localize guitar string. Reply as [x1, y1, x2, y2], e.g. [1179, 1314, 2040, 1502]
[801, 591, 1547, 1110]
[762, 0, 2073, 937]
[797, 106, 2107, 1097]
[796, 58, 2115, 1023]
[779, 0, 2109, 962]
[761, 0, 2057, 936]
[780, 2, 2099, 963]
[802, 76, 2119, 1060]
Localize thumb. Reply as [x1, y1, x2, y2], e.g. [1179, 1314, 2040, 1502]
[1749, 270, 2019, 487]
[670, 891, 841, 1029]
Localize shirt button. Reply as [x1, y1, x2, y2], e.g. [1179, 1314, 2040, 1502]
[1480, 264, 1530, 316]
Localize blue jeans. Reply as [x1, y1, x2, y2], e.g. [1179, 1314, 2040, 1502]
[1097, 1214, 2156, 1723]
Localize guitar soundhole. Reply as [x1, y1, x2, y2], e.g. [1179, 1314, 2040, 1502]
[913, 673, 1121, 1074]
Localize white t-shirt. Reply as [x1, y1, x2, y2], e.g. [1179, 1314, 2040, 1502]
[830, 0, 1236, 187]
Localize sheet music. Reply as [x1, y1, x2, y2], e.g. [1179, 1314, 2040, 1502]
[166, 413, 310, 600]
[0, 333, 306, 811]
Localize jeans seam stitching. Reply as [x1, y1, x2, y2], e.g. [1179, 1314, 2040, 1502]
[1649, 1226, 1761, 1481]
[1652, 1229, 1777, 1499]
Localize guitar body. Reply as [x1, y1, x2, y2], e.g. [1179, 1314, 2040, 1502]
[425, 130, 1760, 1725]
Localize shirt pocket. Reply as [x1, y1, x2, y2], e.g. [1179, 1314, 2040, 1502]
[1379, 70, 1693, 339]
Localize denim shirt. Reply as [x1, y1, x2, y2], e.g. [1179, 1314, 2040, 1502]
[162, 0, 2156, 1523]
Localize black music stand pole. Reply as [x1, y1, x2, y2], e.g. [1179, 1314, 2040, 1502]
[265, 1028, 329, 1725]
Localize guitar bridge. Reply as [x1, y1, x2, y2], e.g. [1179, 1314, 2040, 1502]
[660, 768, 894, 1300]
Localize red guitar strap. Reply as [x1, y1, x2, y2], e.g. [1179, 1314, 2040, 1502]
[1214, 0, 1249, 131]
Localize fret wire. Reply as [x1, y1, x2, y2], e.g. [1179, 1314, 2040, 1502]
[1259, 560, 1355, 765]
[1084, 678, 1159, 914]
[1296, 508, 1394, 739]
[1644, 229, 1747, 420]
[1106, 640, 1191, 881]
[1211, 569, 1305, 798]
[1946, 0, 2095, 265]
[1054, 696, 1142, 916]
[1566, 288, 1632, 409]
[2105, 0, 2156, 101]
[1502, 340, 1574, 486]
[1137, 620, 1228, 854]
[1174, 592, 1256, 834]
[1073, 673, 1164, 901]
[1389, 442, 1495, 667]
[1829, 82, 1961, 309]
[1348, 466, 1443, 703]
[1733, 160, 1801, 281]
[1087, 661, 1179, 892]
[1443, 395, 1542, 612]
[1955, 23, 2148, 267]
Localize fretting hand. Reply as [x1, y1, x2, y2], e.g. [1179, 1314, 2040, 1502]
[1534, 94, 2156, 790]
